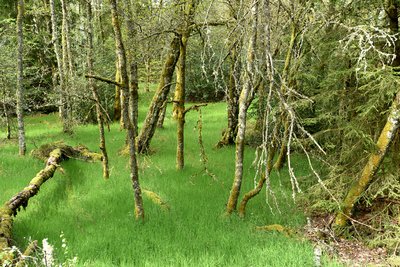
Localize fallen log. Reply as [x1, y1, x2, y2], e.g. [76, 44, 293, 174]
[0, 143, 101, 264]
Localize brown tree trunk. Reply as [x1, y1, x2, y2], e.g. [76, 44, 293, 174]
[137, 35, 180, 153]
[217, 41, 241, 148]
[226, 0, 258, 214]
[109, 0, 144, 220]
[335, 91, 400, 226]
[157, 101, 167, 128]
[16, 0, 26, 156]
[114, 63, 122, 122]
[87, 0, 109, 179]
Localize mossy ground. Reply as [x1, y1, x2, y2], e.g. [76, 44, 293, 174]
[0, 86, 342, 266]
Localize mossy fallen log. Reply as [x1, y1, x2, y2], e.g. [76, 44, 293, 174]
[0, 143, 101, 263]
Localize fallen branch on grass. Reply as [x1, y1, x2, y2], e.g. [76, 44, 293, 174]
[0, 143, 101, 264]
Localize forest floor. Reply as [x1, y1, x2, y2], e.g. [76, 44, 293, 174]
[0, 88, 347, 266]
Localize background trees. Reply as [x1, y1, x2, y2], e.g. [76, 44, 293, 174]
[1, 0, 400, 255]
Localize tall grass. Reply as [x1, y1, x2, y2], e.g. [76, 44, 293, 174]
[0, 88, 341, 266]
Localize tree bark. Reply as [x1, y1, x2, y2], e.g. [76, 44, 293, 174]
[87, 0, 109, 179]
[157, 101, 167, 128]
[226, 0, 258, 214]
[61, 0, 73, 123]
[109, 0, 144, 220]
[273, 22, 297, 171]
[173, 0, 198, 170]
[217, 40, 241, 148]
[16, 0, 26, 156]
[114, 63, 122, 122]
[137, 35, 180, 153]
[50, 0, 69, 133]
[335, 91, 400, 226]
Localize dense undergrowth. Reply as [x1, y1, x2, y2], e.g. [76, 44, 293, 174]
[0, 87, 341, 266]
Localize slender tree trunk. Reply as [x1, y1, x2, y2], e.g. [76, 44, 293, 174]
[238, 147, 276, 217]
[173, 0, 198, 170]
[217, 41, 241, 147]
[157, 101, 167, 128]
[226, 0, 258, 214]
[273, 23, 297, 171]
[61, 0, 73, 124]
[335, 91, 400, 226]
[174, 33, 188, 170]
[16, 0, 26, 156]
[114, 62, 122, 122]
[2, 91, 11, 140]
[137, 35, 180, 153]
[87, 0, 109, 179]
[109, 0, 144, 220]
[50, 0, 69, 133]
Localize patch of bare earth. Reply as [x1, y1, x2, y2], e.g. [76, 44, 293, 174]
[304, 215, 389, 266]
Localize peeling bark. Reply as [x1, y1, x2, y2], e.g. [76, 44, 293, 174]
[335, 91, 400, 226]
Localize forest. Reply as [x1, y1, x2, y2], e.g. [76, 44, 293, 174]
[1, 0, 400, 266]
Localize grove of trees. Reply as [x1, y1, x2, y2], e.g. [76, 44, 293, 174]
[1, 0, 400, 264]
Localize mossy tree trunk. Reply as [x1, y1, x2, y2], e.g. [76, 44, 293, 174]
[86, 0, 109, 179]
[335, 91, 400, 226]
[0, 145, 101, 260]
[109, 0, 144, 220]
[173, 0, 198, 170]
[273, 22, 297, 171]
[114, 62, 122, 122]
[137, 35, 180, 153]
[157, 101, 167, 128]
[217, 1, 242, 148]
[217, 40, 241, 147]
[226, 0, 258, 214]
[16, 0, 26, 156]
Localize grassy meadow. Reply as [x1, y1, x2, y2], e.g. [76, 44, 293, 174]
[0, 87, 341, 266]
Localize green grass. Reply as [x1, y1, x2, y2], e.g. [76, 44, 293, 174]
[0, 88, 341, 266]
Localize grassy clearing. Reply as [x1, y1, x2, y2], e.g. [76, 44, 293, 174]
[0, 88, 341, 266]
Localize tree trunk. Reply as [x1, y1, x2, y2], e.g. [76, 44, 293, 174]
[87, 0, 109, 179]
[335, 91, 400, 226]
[226, 0, 258, 214]
[137, 35, 180, 153]
[2, 91, 11, 140]
[173, 0, 198, 170]
[238, 147, 276, 217]
[61, 0, 73, 124]
[50, 0, 69, 133]
[217, 41, 241, 148]
[16, 0, 26, 156]
[109, 0, 144, 220]
[114, 62, 122, 122]
[157, 101, 167, 128]
[174, 33, 187, 170]
[273, 22, 297, 171]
